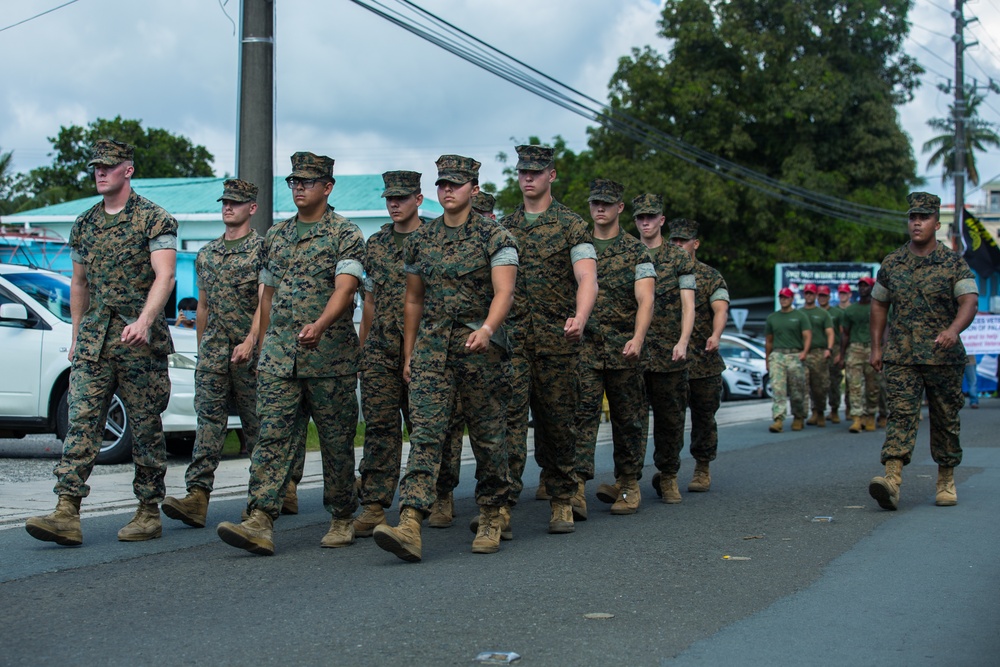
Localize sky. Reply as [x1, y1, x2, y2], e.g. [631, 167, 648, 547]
[2, 0, 999, 209]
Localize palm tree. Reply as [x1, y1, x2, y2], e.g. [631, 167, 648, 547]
[923, 94, 1000, 186]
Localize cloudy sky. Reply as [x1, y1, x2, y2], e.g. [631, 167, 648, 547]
[2, 0, 999, 207]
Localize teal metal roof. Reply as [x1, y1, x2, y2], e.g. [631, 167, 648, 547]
[5, 176, 443, 220]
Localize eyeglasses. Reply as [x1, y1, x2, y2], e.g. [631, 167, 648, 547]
[285, 177, 322, 190]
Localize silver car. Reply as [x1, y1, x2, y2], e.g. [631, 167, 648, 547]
[719, 333, 771, 399]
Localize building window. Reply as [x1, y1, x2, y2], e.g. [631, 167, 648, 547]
[990, 191, 1000, 212]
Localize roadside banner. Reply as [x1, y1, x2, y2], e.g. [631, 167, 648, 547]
[960, 314, 1000, 354]
[774, 262, 880, 309]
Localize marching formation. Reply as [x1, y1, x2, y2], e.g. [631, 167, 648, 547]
[23, 140, 978, 561]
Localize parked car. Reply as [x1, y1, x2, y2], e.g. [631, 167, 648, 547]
[719, 332, 771, 399]
[721, 356, 764, 401]
[0, 263, 237, 464]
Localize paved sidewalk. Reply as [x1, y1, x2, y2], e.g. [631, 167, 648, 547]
[0, 400, 772, 529]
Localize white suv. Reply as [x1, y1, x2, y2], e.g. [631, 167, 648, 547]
[0, 263, 234, 464]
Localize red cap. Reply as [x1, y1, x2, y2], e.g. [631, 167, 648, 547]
[803, 283, 818, 293]
[858, 276, 875, 286]
[838, 283, 852, 293]
[817, 285, 831, 296]
[778, 287, 794, 298]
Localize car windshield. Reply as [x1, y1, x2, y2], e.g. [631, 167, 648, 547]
[5, 271, 73, 323]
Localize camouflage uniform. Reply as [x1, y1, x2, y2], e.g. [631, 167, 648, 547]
[184, 180, 265, 493]
[248, 153, 365, 520]
[642, 234, 697, 477]
[502, 198, 595, 503]
[872, 240, 978, 467]
[801, 305, 833, 415]
[842, 301, 879, 419]
[573, 182, 656, 483]
[765, 309, 809, 421]
[824, 304, 845, 412]
[57, 154, 177, 503]
[687, 259, 729, 462]
[398, 187, 518, 512]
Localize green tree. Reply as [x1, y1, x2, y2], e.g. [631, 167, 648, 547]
[14, 116, 214, 207]
[923, 93, 1000, 186]
[584, 0, 921, 296]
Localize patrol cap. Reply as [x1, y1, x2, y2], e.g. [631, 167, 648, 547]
[906, 191, 941, 215]
[381, 171, 421, 198]
[778, 287, 794, 298]
[632, 194, 663, 216]
[515, 144, 554, 171]
[87, 139, 134, 167]
[817, 285, 831, 296]
[803, 283, 818, 294]
[838, 283, 852, 293]
[289, 152, 335, 180]
[588, 178, 624, 203]
[217, 178, 258, 203]
[472, 192, 495, 215]
[858, 276, 876, 286]
[435, 154, 480, 185]
[667, 218, 699, 240]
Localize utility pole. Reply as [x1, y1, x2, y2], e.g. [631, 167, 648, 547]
[953, 0, 968, 249]
[237, 0, 274, 236]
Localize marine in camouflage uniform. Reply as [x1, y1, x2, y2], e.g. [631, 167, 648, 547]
[841, 277, 879, 431]
[818, 285, 845, 422]
[765, 289, 811, 431]
[217, 152, 365, 555]
[666, 216, 729, 493]
[573, 181, 655, 516]
[162, 179, 265, 529]
[800, 284, 834, 425]
[499, 145, 598, 535]
[373, 155, 518, 561]
[26, 139, 177, 546]
[868, 192, 979, 511]
[636, 211, 696, 504]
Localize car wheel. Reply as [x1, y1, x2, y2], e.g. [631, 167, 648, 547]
[95, 393, 134, 465]
[763, 374, 774, 399]
[721, 379, 731, 402]
[56, 389, 70, 440]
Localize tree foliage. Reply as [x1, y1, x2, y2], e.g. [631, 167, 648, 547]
[499, 0, 922, 297]
[12, 116, 214, 209]
[923, 93, 1000, 186]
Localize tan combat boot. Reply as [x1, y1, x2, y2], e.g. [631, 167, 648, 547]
[25, 495, 83, 546]
[162, 487, 210, 528]
[935, 466, 958, 506]
[571, 481, 588, 521]
[806, 413, 819, 426]
[373, 506, 423, 562]
[864, 415, 877, 431]
[548, 499, 575, 534]
[217, 508, 275, 555]
[688, 461, 711, 492]
[353, 504, 386, 538]
[468, 505, 513, 540]
[281, 480, 299, 515]
[117, 502, 162, 542]
[471, 506, 503, 554]
[320, 517, 355, 548]
[877, 415, 888, 429]
[849, 416, 863, 433]
[428, 492, 455, 528]
[535, 473, 551, 501]
[868, 459, 903, 511]
[827, 410, 840, 424]
[815, 412, 826, 427]
[610, 476, 641, 515]
[659, 473, 682, 504]
[768, 418, 784, 433]
[595, 479, 620, 504]
[791, 417, 805, 431]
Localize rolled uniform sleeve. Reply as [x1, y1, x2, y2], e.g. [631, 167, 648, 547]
[490, 246, 519, 267]
[570, 242, 597, 264]
[149, 234, 177, 252]
[679, 273, 696, 290]
[635, 261, 656, 281]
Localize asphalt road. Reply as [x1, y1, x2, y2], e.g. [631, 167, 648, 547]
[1, 401, 997, 666]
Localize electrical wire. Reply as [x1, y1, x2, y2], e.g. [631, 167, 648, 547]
[0, 0, 81, 34]
[350, 0, 909, 231]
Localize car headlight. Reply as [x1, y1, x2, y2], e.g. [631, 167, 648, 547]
[168, 353, 198, 370]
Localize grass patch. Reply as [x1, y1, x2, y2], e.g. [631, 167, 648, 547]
[222, 421, 373, 455]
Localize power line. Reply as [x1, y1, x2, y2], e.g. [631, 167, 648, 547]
[350, 0, 907, 231]
[0, 0, 81, 34]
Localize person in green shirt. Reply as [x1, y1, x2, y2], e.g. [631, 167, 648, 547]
[764, 288, 811, 432]
[800, 284, 835, 427]
[841, 276, 880, 433]
[818, 285, 845, 423]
